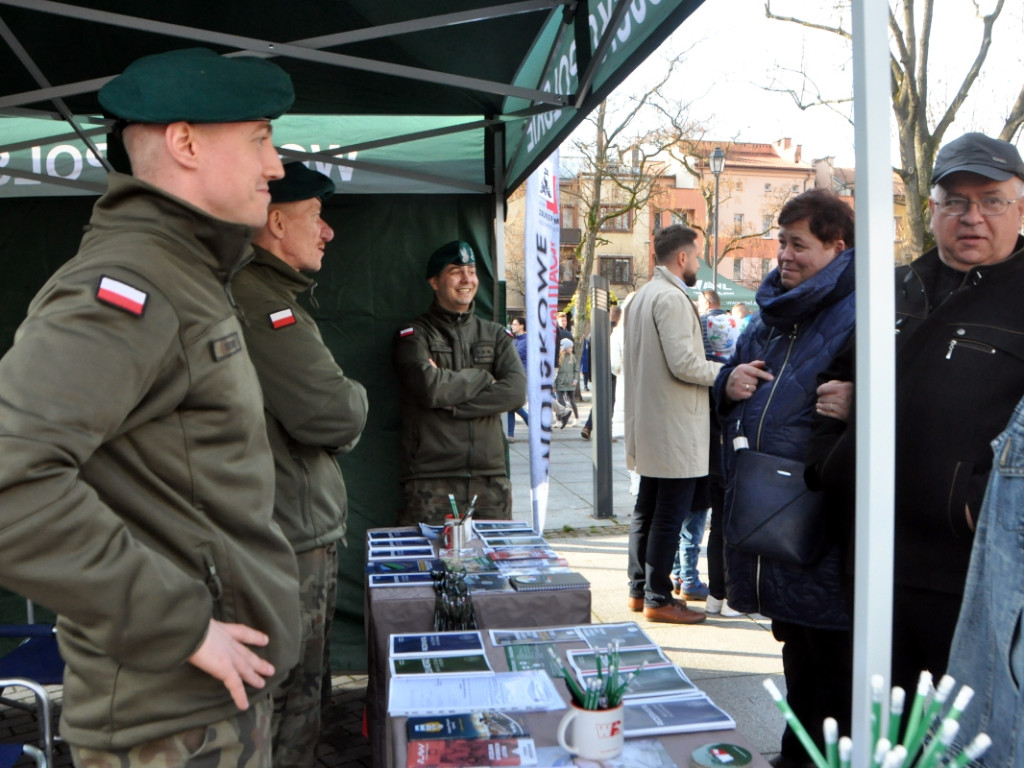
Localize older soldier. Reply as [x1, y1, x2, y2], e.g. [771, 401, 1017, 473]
[0, 48, 300, 767]
[393, 241, 526, 525]
[233, 163, 368, 767]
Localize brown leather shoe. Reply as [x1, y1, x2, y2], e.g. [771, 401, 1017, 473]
[643, 599, 706, 624]
[627, 597, 644, 612]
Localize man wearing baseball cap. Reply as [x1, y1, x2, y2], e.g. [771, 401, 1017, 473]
[0, 48, 301, 765]
[233, 162, 368, 767]
[807, 132, 1024, 700]
[393, 240, 526, 525]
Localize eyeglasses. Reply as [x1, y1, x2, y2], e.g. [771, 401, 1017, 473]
[932, 195, 1022, 217]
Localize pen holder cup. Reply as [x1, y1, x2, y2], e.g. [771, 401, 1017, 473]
[556, 702, 624, 760]
[441, 518, 466, 556]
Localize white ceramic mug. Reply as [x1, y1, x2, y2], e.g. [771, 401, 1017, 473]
[556, 703, 624, 760]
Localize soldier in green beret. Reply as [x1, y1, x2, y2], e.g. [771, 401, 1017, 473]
[393, 241, 527, 525]
[232, 162, 368, 767]
[0, 48, 301, 767]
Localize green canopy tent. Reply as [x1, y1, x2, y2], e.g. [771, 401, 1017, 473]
[0, 0, 706, 670]
[686, 257, 759, 309]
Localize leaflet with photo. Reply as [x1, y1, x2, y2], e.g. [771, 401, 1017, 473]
[465, 573, 514, 593]
[478, 535, 550, 549]
[494, 559, 570, 574]
[579, 664, 698, 701]
[406, 737, 538, 768]
[368, 545, 436, 561]
[406, 711, 528, 741]
[489, 627, 583, 646]
[623, 694, 736, 736]
[387, 671, 566, 716]
[369, 572, 435, 588]
[473, 524, 536, 536]
[391, 653, 494, 676]
[503, 643, 562, 676]
[443, 555, 499, 573]
[534, 738, 678, 768]
[566, 645, 672, 676]
[368, 530, 431, 544]
[366, 558, 443, 574]
[391, 631, 486, 657]
[577, 622, 655, 649]
[487, 547, 561, 562]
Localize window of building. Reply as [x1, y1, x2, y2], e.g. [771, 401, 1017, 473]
[561, 204, 576, 228]
[764, 183, 772, 192]
[735, 181, 743, 191]
[733, 213, 744, 235]
[762, 258, 774, 277]
[598, 206, 633, 232]
[791, 184, 799, 193]
[600, 256, 633, 284]
[762, 214, 774, 238]
[732, 258, 742, 280]
[671, 210, 689, 226]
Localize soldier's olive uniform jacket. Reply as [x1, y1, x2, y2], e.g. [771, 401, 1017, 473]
[0, 174, 300, 749]
[232, 246, 368, 552]
[394, 299, 526, 480]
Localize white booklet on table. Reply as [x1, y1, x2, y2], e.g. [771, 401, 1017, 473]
[388, 670, 566, 716]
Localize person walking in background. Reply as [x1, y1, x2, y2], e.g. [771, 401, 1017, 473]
[623, 224, 721, 625]
[506, 316, 530, 441]
[581, 304, 622, 441]
[673, 289, 740, 610]
[234, 162, 368, 767]
[731, 301, 753, 331]
[579, 332, 591, 392]
[554, 337, 579, 427]
[715, 189, 856, 768]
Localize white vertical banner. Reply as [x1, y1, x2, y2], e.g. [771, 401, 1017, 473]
[523, 151, 560, 534]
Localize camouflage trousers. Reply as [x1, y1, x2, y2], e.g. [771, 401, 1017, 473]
[271, 543, 338, 768]
[70, 694, 272, 768]
[398, 476, 512, 526]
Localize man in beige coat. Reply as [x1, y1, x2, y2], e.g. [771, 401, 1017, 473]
[623, 224, 723, 624]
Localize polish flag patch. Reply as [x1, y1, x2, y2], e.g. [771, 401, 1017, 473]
[269, 308, 297, 329]
[96, 276, 147, 316]
[399, 327, 415, 338]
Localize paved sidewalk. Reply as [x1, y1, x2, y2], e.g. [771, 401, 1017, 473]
[0, 394, 785, 767]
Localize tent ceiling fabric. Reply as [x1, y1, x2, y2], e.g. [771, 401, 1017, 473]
[0, 0, 705, 195]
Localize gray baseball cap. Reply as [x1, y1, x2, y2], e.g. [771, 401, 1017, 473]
[932, 132, 1024, 185]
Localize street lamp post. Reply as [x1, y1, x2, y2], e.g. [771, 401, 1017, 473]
[709, 146, 726, 290]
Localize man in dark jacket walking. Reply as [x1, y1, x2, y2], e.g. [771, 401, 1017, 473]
[234, 163, 368, 767]
[394, 241, 526, 525]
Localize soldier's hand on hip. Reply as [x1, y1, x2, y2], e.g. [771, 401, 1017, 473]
[189, 618, 275, 711]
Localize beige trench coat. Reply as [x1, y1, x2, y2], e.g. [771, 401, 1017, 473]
[622, 266, 722, 478]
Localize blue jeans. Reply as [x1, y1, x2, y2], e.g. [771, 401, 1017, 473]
[671, 508, 708, 587]
[506, 408, 528, 436]
[627, 476, 698, 605]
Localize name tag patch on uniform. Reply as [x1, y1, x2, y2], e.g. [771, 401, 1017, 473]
[472, 343, 495, 365]
[96, 276, 147, 316]
[210, 332, 242, 361]
[269, 308, 296, 329]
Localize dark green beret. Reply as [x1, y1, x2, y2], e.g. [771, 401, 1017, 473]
[270, 163, 335, 203]
[99, 47, 294, 123]
[426, 240, 476, 279]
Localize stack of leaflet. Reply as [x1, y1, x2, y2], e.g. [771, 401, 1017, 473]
[562, 622, 737, 736]
[366, 530, 442, 587]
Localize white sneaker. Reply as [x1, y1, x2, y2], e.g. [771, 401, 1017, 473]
[706, 596, 744, 617]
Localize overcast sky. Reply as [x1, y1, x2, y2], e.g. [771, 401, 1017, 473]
[605, 0, 1024, 168]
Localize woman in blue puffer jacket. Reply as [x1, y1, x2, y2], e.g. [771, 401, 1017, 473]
[712, 189, 856, 768]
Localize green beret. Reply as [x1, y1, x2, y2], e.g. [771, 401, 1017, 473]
[270, 163, 335, 203]
[426, 241, 476, 279]
[99, 47, 294, 123]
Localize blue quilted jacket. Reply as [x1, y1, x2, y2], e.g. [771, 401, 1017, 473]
[713, 248, 856, 629]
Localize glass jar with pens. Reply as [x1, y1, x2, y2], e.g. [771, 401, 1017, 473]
[441, 493, 477, 560]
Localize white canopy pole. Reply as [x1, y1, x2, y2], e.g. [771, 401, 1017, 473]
[850, 1, 896, 765]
